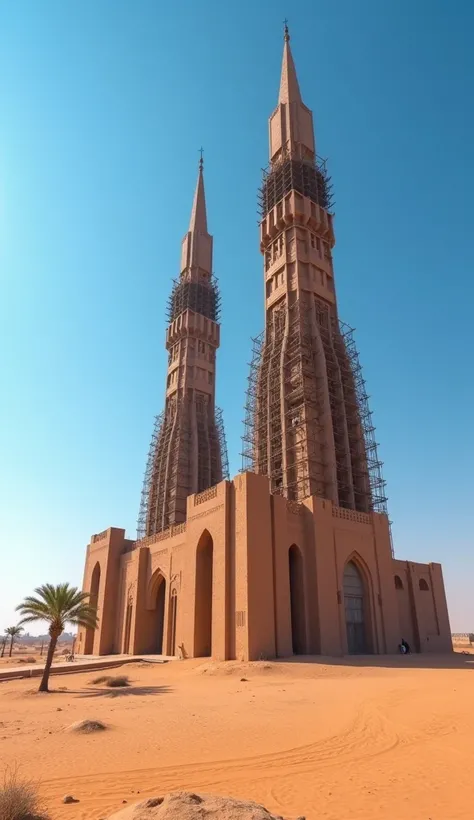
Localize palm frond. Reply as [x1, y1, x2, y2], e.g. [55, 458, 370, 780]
[16, 599, 50, 615]
[17, 614, 48, 627]
[70, 614, 98, 630]
[16, 582, 97, 635]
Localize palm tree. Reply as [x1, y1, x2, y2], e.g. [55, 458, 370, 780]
[16, 583, 98, 693]
[1, 631, 8, 657]
[5, 625, 23, 657]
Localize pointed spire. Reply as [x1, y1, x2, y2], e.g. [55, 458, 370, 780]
[181, 151, 212, 278]
[278, 21, 302, 105]
[269, 24, 315, 162]
[189, 149, 207, 234]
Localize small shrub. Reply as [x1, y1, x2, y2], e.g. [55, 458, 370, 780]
[106, 675, 129, 688]
[0, 766, 49, 820]
[26, 658, 36, 664]
[91, 675, 111, 685]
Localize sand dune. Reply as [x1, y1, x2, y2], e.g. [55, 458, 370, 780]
[1, 654, 474, 819]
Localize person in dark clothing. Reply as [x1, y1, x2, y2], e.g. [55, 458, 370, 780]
[400, 638, 411, 654]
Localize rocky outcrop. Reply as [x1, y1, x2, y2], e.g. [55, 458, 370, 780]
[108, 791, 304, 820]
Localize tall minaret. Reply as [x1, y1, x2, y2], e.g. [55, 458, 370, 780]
[138, 157, 227, 537]
[249, 25, 384, 512]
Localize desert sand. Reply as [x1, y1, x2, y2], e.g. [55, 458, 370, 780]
[1, 653, 474, 820]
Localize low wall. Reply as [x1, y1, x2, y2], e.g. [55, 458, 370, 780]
[0, 656, 165, 682]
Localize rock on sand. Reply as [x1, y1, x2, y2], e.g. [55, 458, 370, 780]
[108, 792, 302, 820]
[67, 719, 107, 733]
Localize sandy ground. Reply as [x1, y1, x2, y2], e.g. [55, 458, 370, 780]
[1, 653, 474, 820]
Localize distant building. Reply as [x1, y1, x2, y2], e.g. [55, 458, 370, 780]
[77, 27, 451, 659]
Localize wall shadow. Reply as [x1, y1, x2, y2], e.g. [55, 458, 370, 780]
[289, 544, 307, 655]
[279, 653, 474, 671]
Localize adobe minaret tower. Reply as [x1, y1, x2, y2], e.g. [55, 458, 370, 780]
[246, 25, 385, 513]
[78, 27, 451, 663]
[138, 158, 228, 537]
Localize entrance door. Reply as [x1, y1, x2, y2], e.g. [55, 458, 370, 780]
[344, 561, 367, 654]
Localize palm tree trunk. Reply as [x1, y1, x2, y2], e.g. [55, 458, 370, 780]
[1, 639, 6, 658]
[9, 635, 14, 657]
[39, 633, 59, 693]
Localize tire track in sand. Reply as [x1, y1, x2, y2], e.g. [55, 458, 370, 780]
[40, 702, 400, 820]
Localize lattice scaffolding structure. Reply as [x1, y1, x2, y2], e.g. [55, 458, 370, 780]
[258, 154, 334, 219]
[241, 299, 327, 501]
[137, 401, 230, 542]
[137, 411, 163, 541]
[135, 397, 193, 539]
[338, 320, 388, 516]
[241, 310, 388, 516]
[283, 298, 327, 500]
[215, 406, 230, 481]
[241, 332, 264, 474]
[166, 274, 221, 324]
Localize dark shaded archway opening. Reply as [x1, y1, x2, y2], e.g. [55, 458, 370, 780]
[84, 562, 100, 654]
[154, 576, 166, 654]
[194, 531, 213, 657]
[123, 602, 133, 654]
[168, 590, 178, 656]
[343, 561, 369, 654]
[136, 572, 167, 655]
[289, 545, 306, 655]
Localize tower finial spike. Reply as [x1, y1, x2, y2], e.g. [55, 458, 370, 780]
[278, 20, 301, 105]
[189, 151, 207, 233]
[283, 18, 290, 42]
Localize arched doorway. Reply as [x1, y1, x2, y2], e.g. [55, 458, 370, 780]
[168, 589, 178, 656]
[84, 562, 101, 654]
[194, 530, 213, 657]
[343, 560, 369, 654]
[289, 544, 306, 654]
[136, 571, 167, 655]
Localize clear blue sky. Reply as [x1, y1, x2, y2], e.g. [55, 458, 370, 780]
[1, 0, 473, 634]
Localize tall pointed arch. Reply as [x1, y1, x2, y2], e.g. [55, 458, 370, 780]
[194, 529, 213, 657]
[342, 555, 373, 654]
